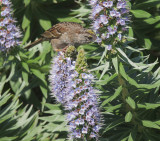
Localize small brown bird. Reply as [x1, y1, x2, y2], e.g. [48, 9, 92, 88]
[24, 22, 96, 51]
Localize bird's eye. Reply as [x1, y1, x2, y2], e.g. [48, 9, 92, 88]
[88, 36, 93, 40]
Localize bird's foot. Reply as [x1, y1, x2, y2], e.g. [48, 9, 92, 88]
[62, 46, 69, 53]
[54, 46, 68, 53]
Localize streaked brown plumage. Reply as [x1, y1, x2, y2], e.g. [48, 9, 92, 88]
[24, 22, 96, 51]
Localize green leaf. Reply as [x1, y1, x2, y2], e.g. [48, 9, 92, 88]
[104, 104, 122, 113]
[44, 103, 61, 110]
[22, 26, 30, 44]
[24, 0, 31, 6]
[0, 137, 18, 141]
[0, 91, 11, 107]
[99, 61, 110, 80]
[155, 120, 160, 125]
[39, 19, 52, 30]
[144, 38, 152, 49]
[19, 51, 28, 59]
[128, 28, 134, 38]
[5, 63, 16, 83]
[119, 60, 160, 89]
[96, 73, 117, 85]
[21, 126, 41, 141]
[144, 16, 160, 25]
[0, 75, 6, 95]
[119, 62, 127, 80]
[128, 134, 133, 141]
[10, 75, 26, 96]
[128, 130, 137, 141]
[137, 103, 160, 110]
[0, 99, 19, 124]
[131, 10, 151, 18]
[118, 47, 158, 72]
[22, 71, 28, 84]
[134, 0, 160, 9]
[112, 56, 119, 73]
[57, 17, 82, 23]
[103, 118, 124, 133]
[39, 115, 65, 122]
[128, 74, 160, 89]
[22, 15, 30, 29]
[22, 62, 29, 85]
[44, 110, 62, 114]
[40, 85, 48, 99]
[22, 62, 29, 72]
[101, 86, 122, 107]
[117, 48, 138, 69]
[71, 4, 90, 18]
[125, 112, 132, 122]
[126, 97, 136, 109]
[35, 8, 52, 30]
[90, 65, 105, 72]
[40, 84, 48, 111]
[31, 69, 46, 84]
[142, 120, 160, 129]
[54, 139, 67, 141]
[155, 23, 160, 28]
[98, 47, 107, 65]
[45, 122, 67, 132]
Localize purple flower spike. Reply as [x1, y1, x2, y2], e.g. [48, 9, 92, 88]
[90, 0, 129, 49]
[103, 1, 113, 8]
[118, 33, 122, 40]
[89, 0, 98, 6]
[99, 15, 108, 25]
[106, 45, 112, 50]
[110, 10, 116, 17]
[49, 52, 76, 104]
[93, 19, 100, 30]
[108, 1, 113, 8]
[92, 4, 103, 17]
[0, 0, 22, 51]
[117, 2, 124, 9]
[96, 37, 102, 43]
[49, 52, 101, 140]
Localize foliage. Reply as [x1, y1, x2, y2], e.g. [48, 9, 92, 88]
[87, 45, 160, 141]
[0, 0, 160, 141]
[131, 0, 160, 50]
[0, 90, 38, 141]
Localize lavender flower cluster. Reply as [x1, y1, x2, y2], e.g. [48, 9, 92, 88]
[49, 52, 101, 140]
[90, 0, 129, 50]
[0, 0, 21, 51]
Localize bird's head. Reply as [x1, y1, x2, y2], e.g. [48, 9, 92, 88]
[75, 29, 97, 46]
[84, 29, 97, 43]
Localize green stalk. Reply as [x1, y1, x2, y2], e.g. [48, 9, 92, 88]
[117, 62, 143, 133]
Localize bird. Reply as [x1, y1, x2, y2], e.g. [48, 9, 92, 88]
[24, 22, 97, 52]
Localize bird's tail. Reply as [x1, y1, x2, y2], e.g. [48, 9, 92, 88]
[24, 38, 43, 49]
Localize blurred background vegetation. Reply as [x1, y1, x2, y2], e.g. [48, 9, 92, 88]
[0, 0, 160, 140]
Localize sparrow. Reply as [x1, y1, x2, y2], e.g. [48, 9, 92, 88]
[24, 22, 96, 51]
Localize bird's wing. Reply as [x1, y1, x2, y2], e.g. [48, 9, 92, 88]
[41, 22, 83, 39]
[41, 24, 64, 39]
